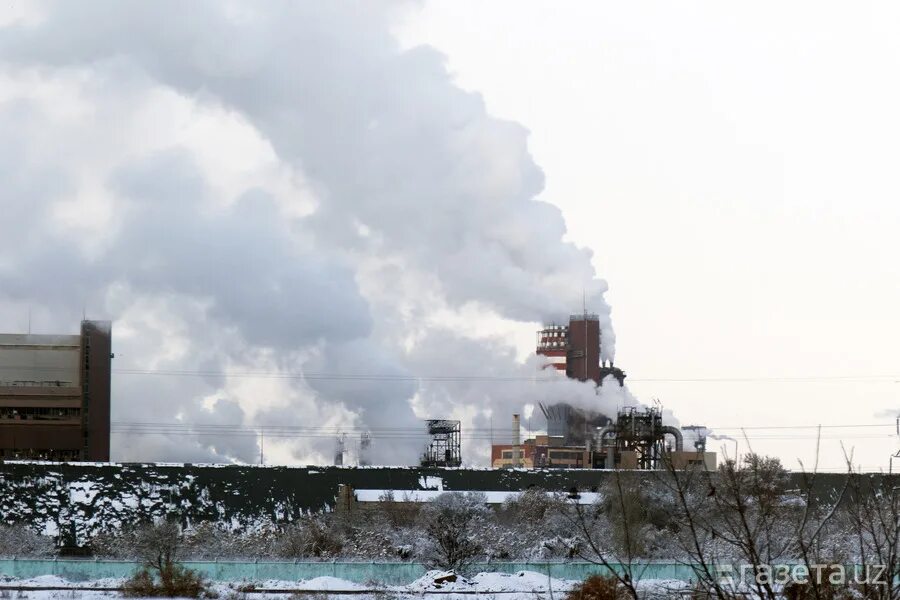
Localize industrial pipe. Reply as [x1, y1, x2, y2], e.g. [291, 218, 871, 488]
[512, 414, 521, 468]
[661, 426, 683, 452]
[597, 424, 615, 446]
[596, 425, 616, 469]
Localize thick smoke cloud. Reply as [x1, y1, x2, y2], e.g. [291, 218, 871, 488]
[0, 1, 620, 464]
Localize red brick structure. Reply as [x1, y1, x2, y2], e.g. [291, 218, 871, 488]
[536, 313, 623, 386]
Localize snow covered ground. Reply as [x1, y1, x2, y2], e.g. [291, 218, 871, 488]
[0, 570, 691, 599]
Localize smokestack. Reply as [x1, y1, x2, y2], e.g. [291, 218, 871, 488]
[334, 434, 346, 466]
[358, 432, 371, 466]
[512, 413, 521, 468]
[566, 313, 601, 385]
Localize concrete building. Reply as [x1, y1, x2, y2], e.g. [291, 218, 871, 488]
[0, 321, 112, 461]
[668, 450, 718, 471]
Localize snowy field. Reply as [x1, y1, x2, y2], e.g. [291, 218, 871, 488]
[0, 570, 691, 599]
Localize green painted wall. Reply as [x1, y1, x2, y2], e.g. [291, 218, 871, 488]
[0, 559, 700, 584]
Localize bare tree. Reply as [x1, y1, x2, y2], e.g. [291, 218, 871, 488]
[788, 452, 850, 600]
[134, 521, 181, 577]
[561, 471, 650, 600]
[658, 456, 737, 599]
[123, 520, 208, 598]
[419, 492, 487, 573]
[660, 449, 850, 600]
[842, 453, 900, 600]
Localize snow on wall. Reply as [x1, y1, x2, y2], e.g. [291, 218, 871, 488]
[0, 461, 856, 546]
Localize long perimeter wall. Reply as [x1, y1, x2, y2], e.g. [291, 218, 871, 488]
[0, 461, 883, 547]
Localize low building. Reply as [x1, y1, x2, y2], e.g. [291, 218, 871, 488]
[492, 435, 593, 469]
[0, 320, 112, 461]
[491, 435, 717, 471]
[668, 450, 718, 471]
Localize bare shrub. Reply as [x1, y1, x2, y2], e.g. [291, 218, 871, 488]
[565, 575, 626, 600]
[122, 569, 156, 597]
[121, 520, 210, 598]
[123, 564, 207, 598]
[374, 490, 421, 527]
[276, 516, 343, 558]
[0, 525, 54, 557]
[500, 487, 565, 523]
[782, 565, 854, 600]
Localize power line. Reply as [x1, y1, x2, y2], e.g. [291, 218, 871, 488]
[4, 364, 900, 384]
[629, 376, 900, 383]
[112, 368, 560, 382]
[110, 421, 895, 432]
[107, 421, 898, 443]
[707, 423, 893, 430]
[109, 432, 893, 444]
[112, 369, 900, 383]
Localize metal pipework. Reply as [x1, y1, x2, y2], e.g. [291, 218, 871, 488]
[661, 425, 683, 452]
[596, 424, 616, 469]
[597, 424, 615, 446]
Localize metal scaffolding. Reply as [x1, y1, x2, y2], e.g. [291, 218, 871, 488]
[597, 406, 683, 470]
[420, 419, 462, 467]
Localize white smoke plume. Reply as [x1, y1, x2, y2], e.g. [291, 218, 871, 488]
[0, 1, 618, 465]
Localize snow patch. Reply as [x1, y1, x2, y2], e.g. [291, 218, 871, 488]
[418, 476, 444, 491]
[355, 489, 600, 504]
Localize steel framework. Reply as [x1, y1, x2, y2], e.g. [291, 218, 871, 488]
[598, 406, 683, 470]
[420, 419, 462, 467]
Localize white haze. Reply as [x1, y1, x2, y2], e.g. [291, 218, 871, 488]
[0, 1, 640, 465]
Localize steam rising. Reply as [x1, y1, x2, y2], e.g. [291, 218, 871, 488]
[0, 1, 619, 464]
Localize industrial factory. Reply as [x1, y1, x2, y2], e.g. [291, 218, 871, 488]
[486, 312, 716, 471]
[0, 314, 713, 471]
[490, 407, 715, 471]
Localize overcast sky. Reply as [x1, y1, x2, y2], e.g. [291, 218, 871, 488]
[1, 1, 898, 470]
[401, 1, 900, 470]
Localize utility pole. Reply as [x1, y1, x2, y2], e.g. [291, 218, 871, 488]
[891, 417, 900, 474]
[259, 429, 264, 465]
